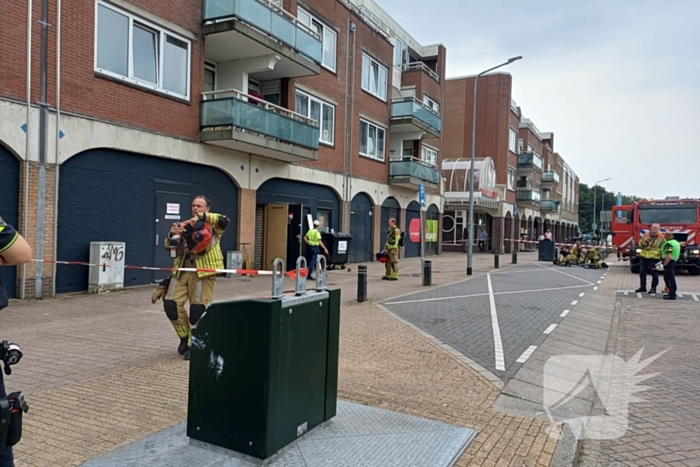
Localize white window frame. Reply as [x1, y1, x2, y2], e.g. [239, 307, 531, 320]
[297, 7, 336, 72]
[423, 94, 440, 115]
[508, 127, 517, 153]
[421, 145, 438, 167]
[359, 119, 386, 161]
[527, 144, 534, 153]
[295, 89, 335, 146]
[507, 167, 516, 191]
[204, 61, 217, 94]
[361, 53, 388, 101]
[94, 1, 192, 101]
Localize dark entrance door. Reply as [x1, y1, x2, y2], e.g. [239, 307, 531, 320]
[349, 193, 373, 263]
[286, 204, 310, 270]
[380, 197, 401, 250]
[426, 204, 440, 256]
[154, 182, 191, 282]
[0, 146, 19, 298]
[404, 201, 421, 258]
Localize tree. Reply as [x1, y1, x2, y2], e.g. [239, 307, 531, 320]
[578, 183, 640, 234]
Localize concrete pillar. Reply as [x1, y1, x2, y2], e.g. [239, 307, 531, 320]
[238, 188, 257, 269]
[373, 204, 382, 257]
[492, 217, 503, 253]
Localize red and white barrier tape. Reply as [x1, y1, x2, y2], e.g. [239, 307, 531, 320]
[31, 259, 308, 277]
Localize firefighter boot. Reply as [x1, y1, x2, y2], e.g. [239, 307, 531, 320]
[649, 287, 657, 295]
[177, 337, 189, 356]
[635, 287, 646, 293]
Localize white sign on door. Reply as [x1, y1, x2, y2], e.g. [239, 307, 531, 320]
[166, 203, 180, 215]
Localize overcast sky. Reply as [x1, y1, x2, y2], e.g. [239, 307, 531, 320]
[378, 0, 700, 199]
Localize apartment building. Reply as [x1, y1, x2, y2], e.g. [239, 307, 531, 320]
[441, 73, 579, 253]
[0, 0, 446, 298]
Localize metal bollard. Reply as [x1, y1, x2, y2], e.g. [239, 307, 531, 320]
[494, 249, 500, 269]
[423, 260, 432, 286]
[512, 249, 518, 264]
[357, 265, 367, 303]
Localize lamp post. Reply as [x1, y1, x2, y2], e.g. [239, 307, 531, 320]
[467, 56, 522, 275]
[592, 177, 611, 234]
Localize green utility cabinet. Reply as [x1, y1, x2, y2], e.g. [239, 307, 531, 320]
[187, 258, 340, 462]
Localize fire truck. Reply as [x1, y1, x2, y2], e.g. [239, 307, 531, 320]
[611, 197, 700, 275]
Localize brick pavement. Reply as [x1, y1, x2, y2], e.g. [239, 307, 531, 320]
[598, 260, 700, 296]
[3, 251, 562, 467]
[580, 264, 700, 467]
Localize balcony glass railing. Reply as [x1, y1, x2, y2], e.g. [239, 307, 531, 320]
[389, 158, 440, 185]
[516, 190, 541, 203]
[541, 171, 560, 183]
[203, 0, 322, 64]
[540, 200, 560, 211]
[201, 89, 319, 150]
[391, 98, 442, 133]
[517, 153, 543, 171]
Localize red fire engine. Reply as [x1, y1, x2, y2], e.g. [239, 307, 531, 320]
[611, 197, 700, 275]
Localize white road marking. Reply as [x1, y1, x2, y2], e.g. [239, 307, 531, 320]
[579, 292, 585, 297]
[535, 263, 595, 285]
[385, 284, 592, 305]
[571, 300, 578, 306]
[637, 293, 642, 299]
[678, 293, 684, 298]
[487, 274, 505, 372]
[597, 280, 602, 284]
[516, 345, 538, 363]
[624, 291, 629, 296]
[692, 294, 699, 302]
[594, 286, 598, 291]
[544, 324, 557, 334]
[560, 309, 570, 317]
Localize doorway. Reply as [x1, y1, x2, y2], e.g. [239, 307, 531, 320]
[154, 182, 192, 282]
[349, 193, 373, 263]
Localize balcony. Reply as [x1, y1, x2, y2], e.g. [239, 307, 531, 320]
[200, 89, 319, 162]
[541, 171, 560, 186]
[390, 98, 442, 138]
[389, 157, 440, 190]
[540, 199, 560, 213]
[516, 190, 541, 206]
[517, 153, 543, 173]
[203, 0, 321, 80]
[402, 61, 440, 83]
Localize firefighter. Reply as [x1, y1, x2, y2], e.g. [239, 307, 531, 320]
[583, 246, 605, 268]
[559, 241, 581, 266]
[0, 217, 32, 467]
[661, 231, 681, 300]
[636, 223, 665, 295]
[382, 218, 401, 280]
[163, 196, 230, 360]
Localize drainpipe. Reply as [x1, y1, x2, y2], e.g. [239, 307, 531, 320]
[341, 20, 356, 233]
[51, 0, 62, 296]
[21, 0, 33, 300]
[35, 0, 50, 299]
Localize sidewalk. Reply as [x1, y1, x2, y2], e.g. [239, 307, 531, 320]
[5, 251, 558, 467]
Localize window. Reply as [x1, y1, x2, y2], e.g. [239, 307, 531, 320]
[402, 140, 414, 158]
[508, 128, 517, 153]
[507, 168, 516, 191]
[423, 95, 440, 114]
[518, 138, 523, 152]
[547, 162, 552, 172]
[361, 53, 388, 101]
[535, 182, 541, 192]
[204, 62, 216, 93]
[527, 144, 534, 153]
[295, 90, 335, 145]
[359, 119, 386, 161]
[421, 146, 438, 167]
[394, 38, 408, 68]
[297, 8, 336, 71]
[95, 2, 191, 100]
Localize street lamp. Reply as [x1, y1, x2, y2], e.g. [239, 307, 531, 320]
[467, 56, 523, 275]
[592, 177, 611, 234]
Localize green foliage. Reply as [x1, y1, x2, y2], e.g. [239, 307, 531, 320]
[578, 183, 640, 234]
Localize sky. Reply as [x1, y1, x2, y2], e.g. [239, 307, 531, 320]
[376, 0, 700, 199]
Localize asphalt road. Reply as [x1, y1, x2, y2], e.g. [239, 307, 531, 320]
[382, 262, 607, 381]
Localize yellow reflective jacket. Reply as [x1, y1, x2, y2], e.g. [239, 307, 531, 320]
[165, 212, 228, 278]
[639, 232, 664, 260]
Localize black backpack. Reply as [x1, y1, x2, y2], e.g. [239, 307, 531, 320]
[398, 231, 405, 248]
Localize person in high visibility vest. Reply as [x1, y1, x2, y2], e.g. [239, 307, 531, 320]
[661, 231, 681, 300]
[636, 223, 665, 295]
[162, 196, 230, 360]
[304, 220, 328, 281]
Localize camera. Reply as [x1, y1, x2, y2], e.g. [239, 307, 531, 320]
[0, 341, 22, 376]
